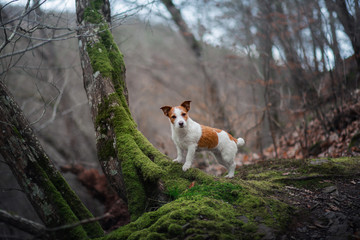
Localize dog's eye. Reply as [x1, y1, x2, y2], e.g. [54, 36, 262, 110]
[182, 113, 186, 116]
[171, 116, 176, 119]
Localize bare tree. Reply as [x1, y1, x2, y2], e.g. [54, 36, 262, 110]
[325, 0, 360, 72]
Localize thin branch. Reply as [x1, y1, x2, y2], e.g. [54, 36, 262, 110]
[0, 209, 45, 235]
[0, 31, 77, 60]
[36, 73, 69, 130]
[0, 209, 111, 237]
[0, 0, 31, 52]
[0, 0, 19, 11]
[45, 213, 111, 232]
[0, 187, 24, 193]
[0, 0, 47, 27]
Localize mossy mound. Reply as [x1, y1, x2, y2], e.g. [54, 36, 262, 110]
[104, 197, 261, 240]
[102, 179, 291, 240]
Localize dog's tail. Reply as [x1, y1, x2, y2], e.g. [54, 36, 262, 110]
[237, 138, 245, 147]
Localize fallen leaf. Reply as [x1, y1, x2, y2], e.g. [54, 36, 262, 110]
[188, 181, 196, 189]
[328, 203, 339, 211]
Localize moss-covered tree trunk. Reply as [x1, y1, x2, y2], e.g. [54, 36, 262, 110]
[75, 0, 174, 220]
[0, 81, 104, 239]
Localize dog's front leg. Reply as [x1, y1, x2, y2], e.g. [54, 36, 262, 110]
[173, 145, 184, 163]
[182, 144, 196, 171]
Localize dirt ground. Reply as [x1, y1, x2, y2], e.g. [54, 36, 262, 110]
[280, 177, 360, 240]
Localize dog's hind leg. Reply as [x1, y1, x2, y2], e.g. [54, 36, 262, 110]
[224, 161, 236, 178]
[219, 148, 236, 178]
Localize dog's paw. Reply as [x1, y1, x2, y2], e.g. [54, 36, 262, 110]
[224, 174, 234, 179]
[182, 163, 191, 171]
[173, 158, 182, 163]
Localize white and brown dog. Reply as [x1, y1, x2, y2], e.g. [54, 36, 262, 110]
[161, 101, 245, 178]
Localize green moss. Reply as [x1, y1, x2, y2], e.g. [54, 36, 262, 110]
[26, 160, 89, 240]
[87, 43, 113, 78]
[179, 181, 243, 203]
[104, 197, 250, 240]
[101, 176, 290, 239]
[50, 171, 104, 238]
[12, 126, 23, 139]
[94, 91, 166, 219]
[305, 157, 359, 175]
[83, 0, 105, 24]
[168, 223, 182, 237]
[33, 145, 104, 238]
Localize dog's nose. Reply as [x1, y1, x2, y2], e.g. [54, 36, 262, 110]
[179, 121, 184, 127]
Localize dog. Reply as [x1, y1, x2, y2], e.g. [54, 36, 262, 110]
[160, 101, 245, 178]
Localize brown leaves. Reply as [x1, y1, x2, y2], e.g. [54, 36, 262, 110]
[265, 100, 360, 160]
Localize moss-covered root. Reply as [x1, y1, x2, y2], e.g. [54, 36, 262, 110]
[104, 198, 247, 240]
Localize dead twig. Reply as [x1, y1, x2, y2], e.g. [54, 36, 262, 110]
[0, 209, 110, 237]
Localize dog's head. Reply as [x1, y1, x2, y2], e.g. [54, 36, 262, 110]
[161, 101, 191, 129]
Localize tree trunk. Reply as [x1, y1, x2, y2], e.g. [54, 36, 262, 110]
[0, 81, 104, 239]
[75, 0, 171, 220]
[325, 0, 360, 72]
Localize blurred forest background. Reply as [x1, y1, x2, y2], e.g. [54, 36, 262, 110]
[1, 0, 359, 238]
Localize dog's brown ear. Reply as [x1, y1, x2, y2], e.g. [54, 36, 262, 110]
[160, 106, 172, 117]
[181, 101, 191, 112]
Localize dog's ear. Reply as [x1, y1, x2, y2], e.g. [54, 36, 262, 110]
[181, 101, 191, 112]
[160, 106, 172, 117]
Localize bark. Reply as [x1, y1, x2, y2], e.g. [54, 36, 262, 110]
[160, 0, 201, 57]
[75, 0, 171, 220]
[256, 0, 279, 158]
[325, 0, 360, 72]
[0, 81, 104, 239]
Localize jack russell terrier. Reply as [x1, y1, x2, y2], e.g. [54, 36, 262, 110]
[161, 101, 245, 178]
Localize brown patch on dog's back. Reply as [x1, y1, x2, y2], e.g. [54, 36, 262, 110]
[227, 133, 238, 144]
[198, 125, 221, 149]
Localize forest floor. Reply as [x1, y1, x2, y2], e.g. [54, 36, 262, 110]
[63, 157, 360, 240]
[235, 157, 360, 240]
[280, 173, 360, 239]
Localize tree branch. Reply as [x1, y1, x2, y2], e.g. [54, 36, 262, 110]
[45, 213, 111, 233]
[0, 0, 31, 52]
[0, 209, 111, 237]
[0, 209, 45, 236]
